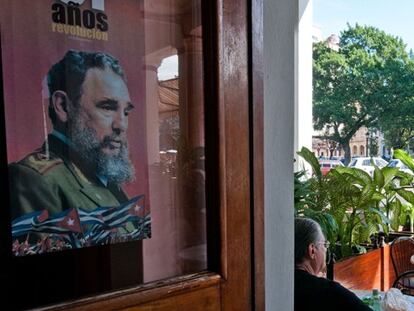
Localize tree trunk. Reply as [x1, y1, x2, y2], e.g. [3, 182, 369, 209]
[342, 142, 351, 166]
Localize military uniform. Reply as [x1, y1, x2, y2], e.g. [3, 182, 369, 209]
[9, 134, 128, 220]
[8, 135, 146, 270]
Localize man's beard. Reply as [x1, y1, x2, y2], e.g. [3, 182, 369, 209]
[67, 116, 135, 184]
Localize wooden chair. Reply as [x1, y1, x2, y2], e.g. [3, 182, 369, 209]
[390, 236, 414, 296]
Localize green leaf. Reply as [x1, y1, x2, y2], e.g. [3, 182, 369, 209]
[380, 167, 399, 188]
[354, 244, 367, 254]
[297, 147, 322, 180]
[395, 171, 414, 186]
[394, 149, 414, 173]
[341, 244, 353, 259]
[367, 207, 389, 226]
[373, 166, 384, 188]
[372, 192, 385, 201]
[390, 201, 402, 231]
[352, 222, 376, 244]
[397, 189, 414, 204]
[335, 166, 372, 185]
[301, 210, 339, 243]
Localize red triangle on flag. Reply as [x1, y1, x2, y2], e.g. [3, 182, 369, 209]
[37, 210, 49, 223]
[58, 208, 82, 233]
[128, 197, 146, 218]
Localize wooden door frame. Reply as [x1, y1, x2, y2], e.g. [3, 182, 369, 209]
[35, 0, 265, 309]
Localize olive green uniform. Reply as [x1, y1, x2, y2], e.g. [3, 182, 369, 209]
[9, 135, 128, 220]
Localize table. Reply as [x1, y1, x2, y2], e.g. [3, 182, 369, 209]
[353, 289, 414, 309]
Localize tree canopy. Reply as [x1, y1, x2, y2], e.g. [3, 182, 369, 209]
[313, 24, 414, 163]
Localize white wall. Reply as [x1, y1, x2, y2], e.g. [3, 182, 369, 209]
[264, 0, 296, 309]
[295, 0, 313, 173]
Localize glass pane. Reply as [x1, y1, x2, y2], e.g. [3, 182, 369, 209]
[142, 0, 206, 282]
[0, 0, 205, 308]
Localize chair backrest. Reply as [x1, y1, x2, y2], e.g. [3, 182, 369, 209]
[390, 236, 414, 277]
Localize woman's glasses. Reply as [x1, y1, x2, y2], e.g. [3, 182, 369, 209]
[316, 241, 331, 264]
[317, 241, 330, 249]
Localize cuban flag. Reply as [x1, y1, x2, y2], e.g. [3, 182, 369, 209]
[104, 195, 145, 228]
[78, 206, 109, 226]
[81, 195, 145, 231]
[12, 210, 49, 237]
[82, 195, 147, 244]
[12, 208, 82, 237]
[12, 195, 149, 253]
[85, 229, 112, 245]
[12, 210, 49, 227]
[57, 208, 82, 233]
[127, 196, 147, 219]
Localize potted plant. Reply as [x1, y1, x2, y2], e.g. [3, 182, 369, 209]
[295, 147, 413, 259]
[295, 147, 414, 288]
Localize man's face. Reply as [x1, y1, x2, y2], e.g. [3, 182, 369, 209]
[314, 230, 328, 274]
[67, 67, 135, 183]
[76, 67, 134, 156]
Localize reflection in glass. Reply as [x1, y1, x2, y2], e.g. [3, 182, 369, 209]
[143, 0, 206, 282]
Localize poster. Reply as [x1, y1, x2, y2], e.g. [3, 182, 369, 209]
[0, 0, 151, 256]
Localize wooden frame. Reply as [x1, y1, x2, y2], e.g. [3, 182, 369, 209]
[37, 272, 221, 310]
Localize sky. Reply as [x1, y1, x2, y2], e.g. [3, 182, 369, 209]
[313, 0, 414, 52]
[157, 55, 178, 81]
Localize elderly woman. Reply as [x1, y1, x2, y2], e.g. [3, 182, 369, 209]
[295, 218, 371, 311]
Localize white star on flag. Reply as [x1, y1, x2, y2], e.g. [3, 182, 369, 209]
[67, 218, 75, 226]
[134, 205, 141, 212]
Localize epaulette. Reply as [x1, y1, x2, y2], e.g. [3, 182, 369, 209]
[18, 151, 64, 175]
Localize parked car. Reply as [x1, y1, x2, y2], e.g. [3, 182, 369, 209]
[387, 159, 414, 175]
[319, 159, 344, 176]
[348, 157, 388, 176]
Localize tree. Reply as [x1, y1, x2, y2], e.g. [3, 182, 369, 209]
[313, 24, 414, 164]
[378, 49, 414, 150]
[382, 117, 414, 150]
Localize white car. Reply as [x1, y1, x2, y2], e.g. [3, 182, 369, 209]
[348, 157, 388, 176]
[387, 159, 414, 175]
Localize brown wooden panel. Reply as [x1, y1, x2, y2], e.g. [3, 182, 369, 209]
[37, 272, 220, 311]
[122, 285, 220, 311]
[217, 0, 252, 309]
[334, 245, 397, 291]
[334, 248, 382, 290]
[382, 244, 392, 290]
[385, 244, 397, 289]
